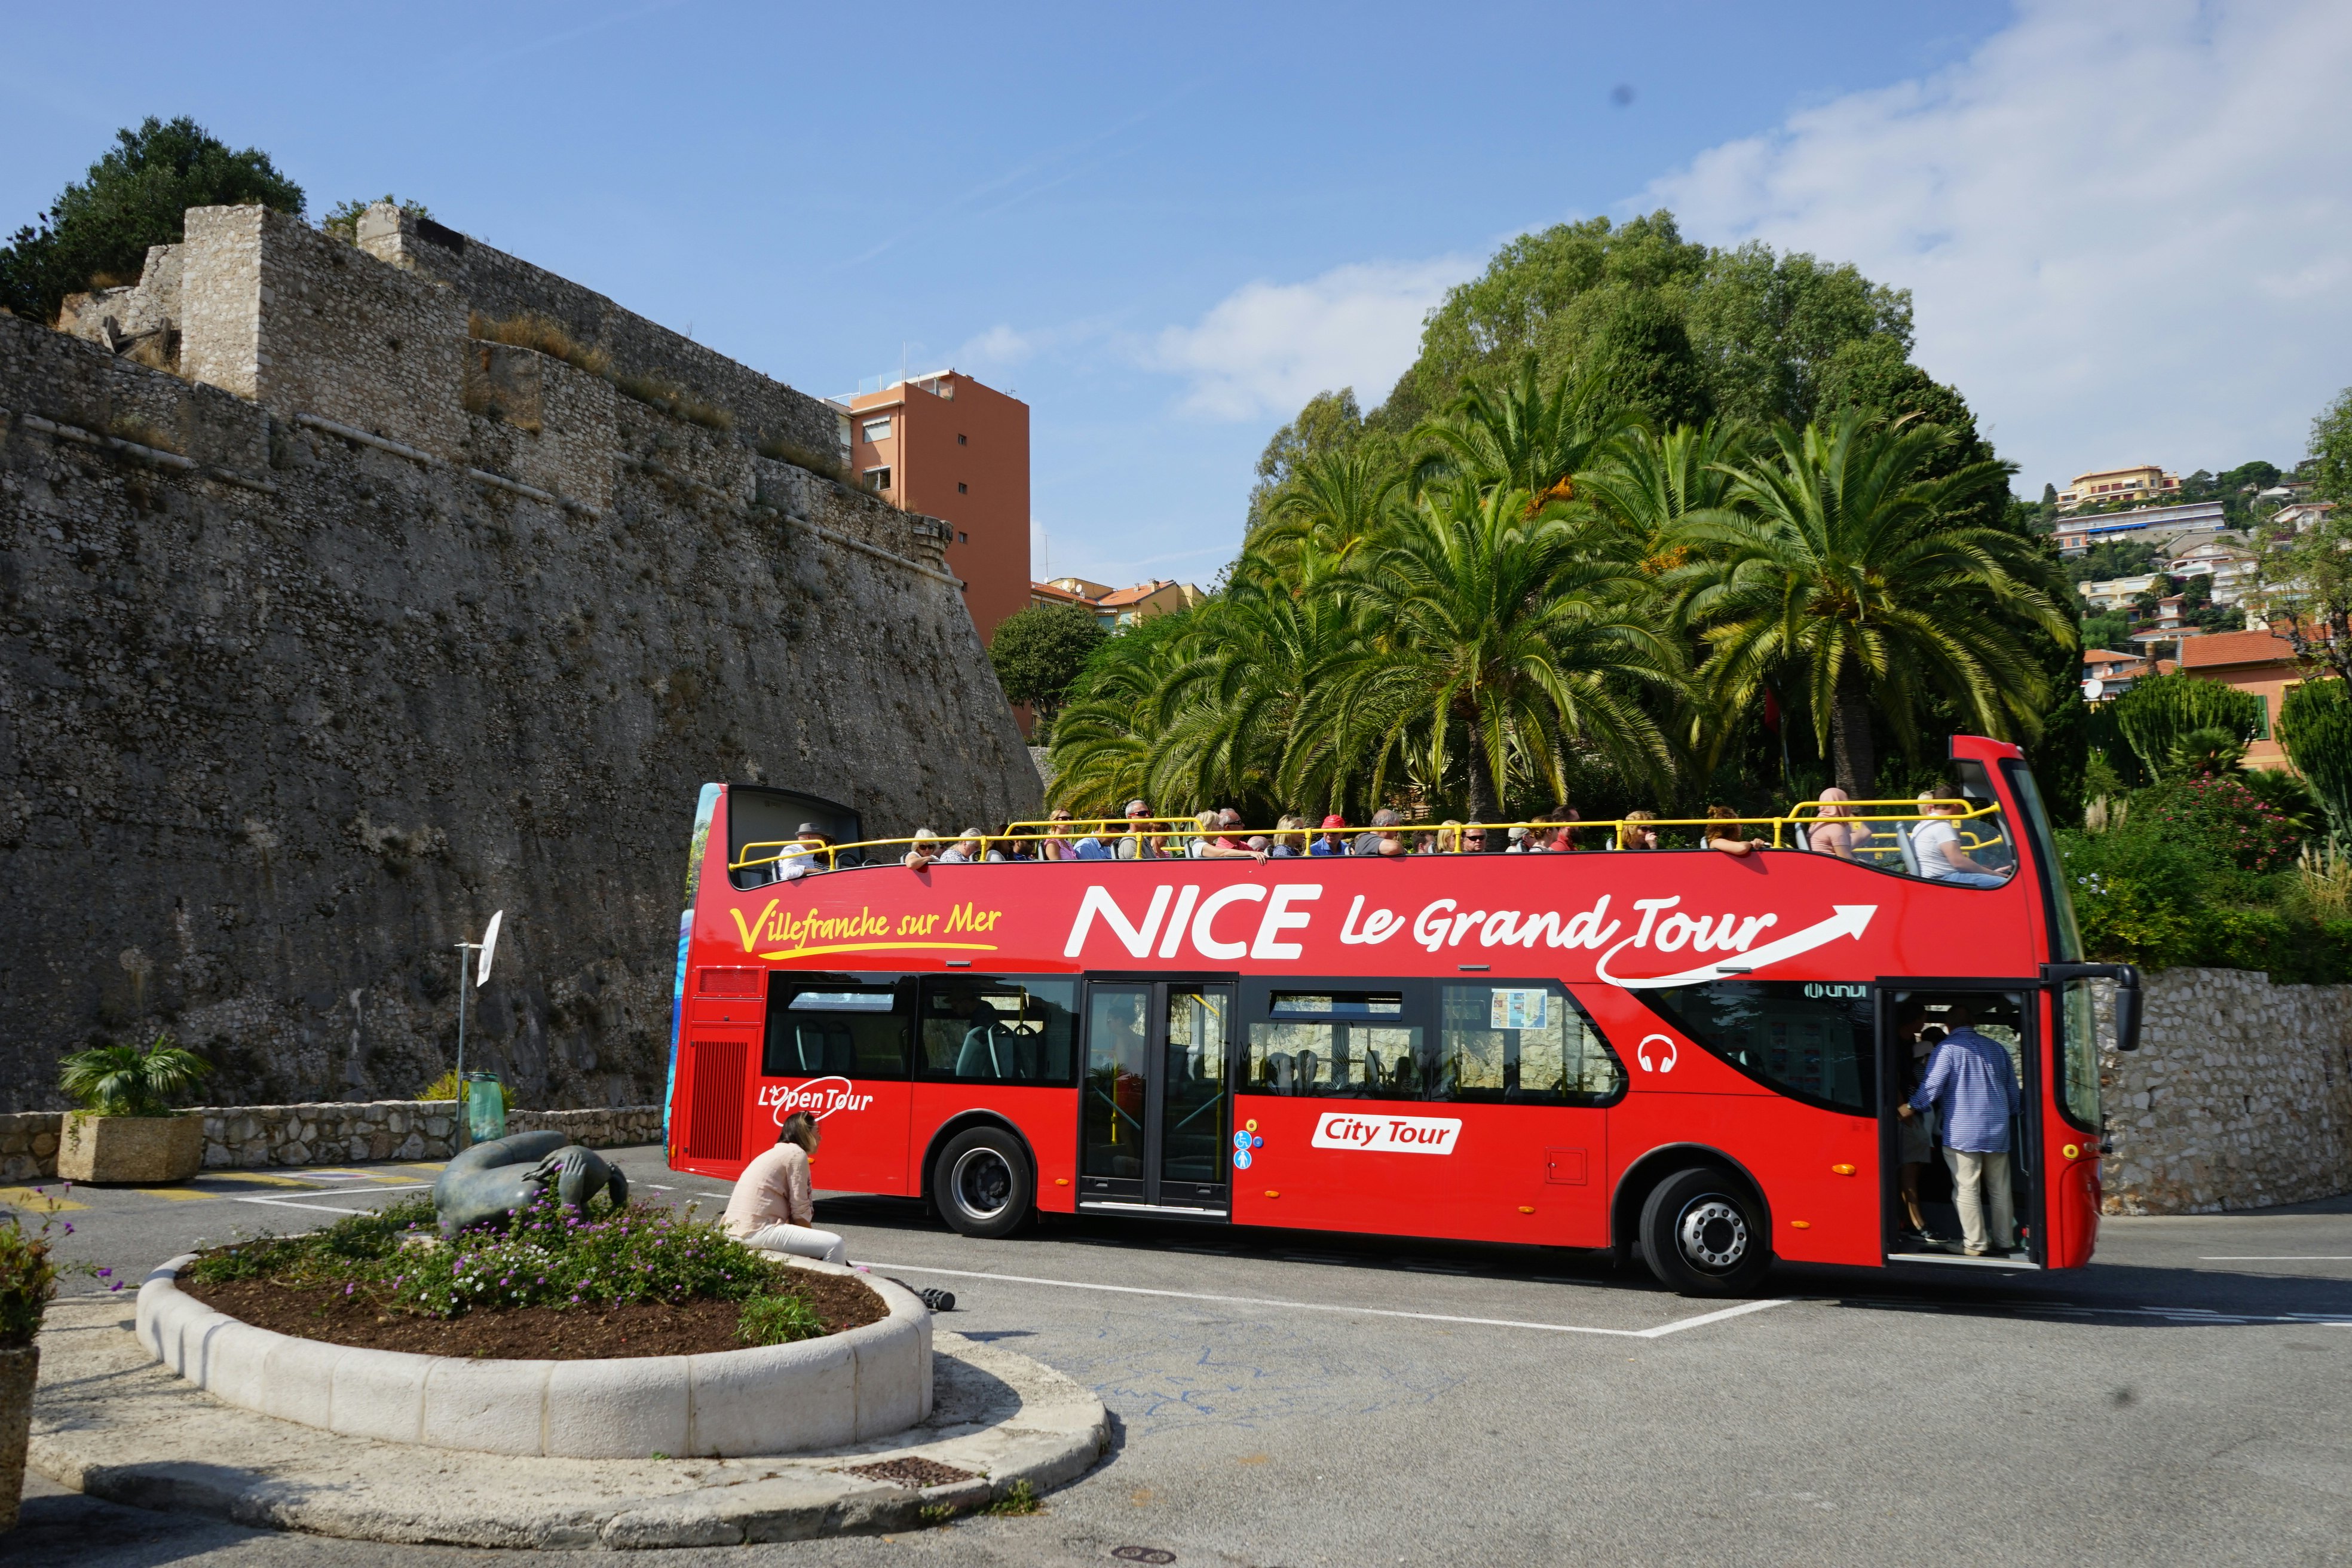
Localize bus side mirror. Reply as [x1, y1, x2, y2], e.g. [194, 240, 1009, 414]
[2112, 969, 2142, 1054]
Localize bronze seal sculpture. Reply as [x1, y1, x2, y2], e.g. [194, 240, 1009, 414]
[432, 1129, 629, 1237]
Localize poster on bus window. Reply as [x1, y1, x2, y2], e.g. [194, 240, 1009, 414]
[1489, 988, 1547, 1031]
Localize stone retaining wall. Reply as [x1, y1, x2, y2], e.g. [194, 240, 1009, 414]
[2100, 968, 2352, 1214]
[0, 1103, 662, 1182]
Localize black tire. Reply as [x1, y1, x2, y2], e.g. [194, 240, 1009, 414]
[932, 1126, 1035, 1239]
[1638, 1166, 1772, 1297]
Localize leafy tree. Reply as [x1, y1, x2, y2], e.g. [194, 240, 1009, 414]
[2109, 671, 2266, 782]
[1579, 287, 1712, 431]
[1667, 409, 2068, 795]
[0, 116, 305, 323]
[2254, 507, 2352, 687]
[321, 194, 431, 243]
[1246, 388, 1378, 532]
[2063, 538, 2158, 585]
[2311, 384, 2352, 509]
[2080, 612, 2130, 651]
[987, 604, 1107, 721]
[1682, 241, 1912, 427]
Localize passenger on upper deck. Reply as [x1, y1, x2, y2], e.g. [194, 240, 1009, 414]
[1352, 808, 1403, 855]
[1040, 808, 1077, 862]
[1913, 786, 2010, 888]
[1807, 788, 1873, 860]
[1705, 805, 1768, 857]
[1116, 799, 1160, 860]
[902, 828, 941, 870]
[1616, 810, 1659, 851]
[1201, 808, 1270, 861]
[1462, 823, 1493, 853]
[1270, 815, 1307, 857]
[985, 822, 1034, 862]
[1309, 815, 1349, 856]
[937, 828, 986, 865]
[772, 823, 828, 881]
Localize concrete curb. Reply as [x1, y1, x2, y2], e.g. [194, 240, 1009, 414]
[33, 1298, 1111, 1548]
[134, 1252, 931, 1457]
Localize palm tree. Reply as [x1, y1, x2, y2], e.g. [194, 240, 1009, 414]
[1580, 419, 1750, 573]
[1668, 410, 2072, 796]
[59, 1032, 212, 1116]
[1411, 354, 1632, 505]
[1295, 482, 1683, 820]
[1255, 446, 1402, 567]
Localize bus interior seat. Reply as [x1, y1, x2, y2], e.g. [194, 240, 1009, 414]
[1295, 1049, 1319, 1091]
[792, 1024, 854, 1077]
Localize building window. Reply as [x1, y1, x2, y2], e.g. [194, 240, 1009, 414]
[957, 482, 968, 494]
[861, 416, 892, 443]
[958, 531, 969, 544]
[866, 467, 891, 492]
[957, 434, 967, 445]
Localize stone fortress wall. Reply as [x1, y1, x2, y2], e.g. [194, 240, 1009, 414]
[2099, 968, 2352, 1215]
[1, 203, 1039, 1113]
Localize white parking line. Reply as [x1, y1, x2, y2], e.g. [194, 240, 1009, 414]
[232, 1185, 431, 1216]
[2198, 1255, 2352, 1261]
[858, 1260, 1790, 1339]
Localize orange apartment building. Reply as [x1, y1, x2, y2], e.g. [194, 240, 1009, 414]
[845, 370, 1030, 642]
[2176, 627, 2324, 771]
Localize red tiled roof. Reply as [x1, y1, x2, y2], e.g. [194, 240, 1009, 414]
[2178, 629, 2301, 669]
[2080, 648, 2137, 663]
[1095, 580, 1173, 608]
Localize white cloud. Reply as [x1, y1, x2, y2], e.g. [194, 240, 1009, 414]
[1152, 256, 1475, 421]
[956, 323, 1035, 368]
[1647, 0, 2352, 490]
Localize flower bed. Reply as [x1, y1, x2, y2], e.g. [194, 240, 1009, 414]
[174, 1194, 881, 1359]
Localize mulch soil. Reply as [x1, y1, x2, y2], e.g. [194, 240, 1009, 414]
[180, 1269, 888, 1360]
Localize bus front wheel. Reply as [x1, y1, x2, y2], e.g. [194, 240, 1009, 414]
[1638, 1167, 1772, 1297]
[933, 1127, 1036, 1239]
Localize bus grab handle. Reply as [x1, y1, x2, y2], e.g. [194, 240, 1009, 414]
[2040, 963, 2143, 1054]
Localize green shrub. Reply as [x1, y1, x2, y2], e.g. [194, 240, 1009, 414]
[2129, 773, 2307, 872]
[737, 1291, 826, 1346]
[2111, 672, 2265, 780]
[2280, 678, 2352, 844]
[0, 1212, 58, 1349]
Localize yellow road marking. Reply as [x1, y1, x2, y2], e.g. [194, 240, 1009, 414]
[130, 1187, 218, 1202]
[0, 1186, 86, 1212]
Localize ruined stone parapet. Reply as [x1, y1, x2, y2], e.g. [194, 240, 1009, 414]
[2099, 967, 2352, 1214]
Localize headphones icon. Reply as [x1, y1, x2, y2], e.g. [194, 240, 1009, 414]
[1636, 1034, 1679, 1074]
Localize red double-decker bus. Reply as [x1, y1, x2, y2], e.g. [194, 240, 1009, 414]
[661, 737, 2140, 1294]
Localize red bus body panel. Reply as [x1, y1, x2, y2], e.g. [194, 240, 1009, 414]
[669, 739, 2096, 1274]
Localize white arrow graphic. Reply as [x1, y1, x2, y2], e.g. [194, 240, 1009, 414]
[1595, 905, 1878, 990]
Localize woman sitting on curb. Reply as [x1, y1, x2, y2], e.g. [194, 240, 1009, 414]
[721, 1111, 849, 1264]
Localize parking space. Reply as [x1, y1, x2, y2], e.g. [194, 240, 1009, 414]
[21, 1150, 2352, 1567]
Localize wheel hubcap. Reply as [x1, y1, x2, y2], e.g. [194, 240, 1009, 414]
[1677, 1197, 1747, 1270]
[952, 1149, 1013, 1220]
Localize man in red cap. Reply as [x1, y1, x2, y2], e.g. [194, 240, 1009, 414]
[1309, 814, 1349, 856]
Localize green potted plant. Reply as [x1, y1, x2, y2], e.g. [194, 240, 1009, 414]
[56, 1033, 213, 1184]
[0, 1208, 59, 1531]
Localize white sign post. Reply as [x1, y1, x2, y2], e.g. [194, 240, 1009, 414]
[451, 910, 506, 1151]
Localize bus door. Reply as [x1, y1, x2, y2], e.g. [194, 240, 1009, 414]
[1078, 979, 1235, 1218]
[1879, 983, 2041, 1268]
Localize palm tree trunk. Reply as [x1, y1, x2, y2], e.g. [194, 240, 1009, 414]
[1830, 666, 1876, 797]
[1465, 740, 1497, 825]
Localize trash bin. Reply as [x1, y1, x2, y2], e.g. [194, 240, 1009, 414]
[464, 1071, 506, 1144]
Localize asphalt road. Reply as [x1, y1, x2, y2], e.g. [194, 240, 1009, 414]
[13, 1150, 2351, 1567]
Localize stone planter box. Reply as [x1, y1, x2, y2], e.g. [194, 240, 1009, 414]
[136, 1254, 932, 1459]
[0, 1343, 35, 1531]
[57, 1112, 203, 1184]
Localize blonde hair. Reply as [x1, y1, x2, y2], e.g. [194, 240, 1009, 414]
[1704, 805, 1742, 843]
[777, 1111, 820, 1153]
[1618, 810, 1657, 850]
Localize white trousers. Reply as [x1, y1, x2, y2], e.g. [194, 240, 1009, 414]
[734, 1222, 848, 1264]
[1943, 1147, 2015, 1254]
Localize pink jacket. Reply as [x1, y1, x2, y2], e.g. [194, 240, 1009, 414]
[721, 1142, 813, 1235]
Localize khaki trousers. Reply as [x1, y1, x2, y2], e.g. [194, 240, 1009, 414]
[1943, 1147, 2014, 1254]
[734, 1222, 848, 1264]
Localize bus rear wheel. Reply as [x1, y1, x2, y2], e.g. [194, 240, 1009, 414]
[1639, 1167, 1772, 1297]
[933, 1126, 1036, 1239]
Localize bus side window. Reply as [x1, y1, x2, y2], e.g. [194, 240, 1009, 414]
[1243, 988, 1425, 1098]
[1436, 983, 1625, 1104]
[765, 974, 910, 1080]
[915, 976, 1080, 1085]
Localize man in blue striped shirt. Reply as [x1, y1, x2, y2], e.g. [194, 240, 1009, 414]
[1899, 1003, 2022, 1257]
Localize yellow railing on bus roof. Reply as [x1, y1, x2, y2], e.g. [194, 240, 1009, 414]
[726, 800, 2007, 874]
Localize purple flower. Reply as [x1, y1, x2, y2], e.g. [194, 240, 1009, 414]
[95, 1267, 111, 1278]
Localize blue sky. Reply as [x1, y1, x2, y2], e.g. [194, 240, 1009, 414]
[5, 2, 2348, 587]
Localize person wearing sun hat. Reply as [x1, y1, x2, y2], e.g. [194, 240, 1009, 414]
[1309, 813, 1349, 856]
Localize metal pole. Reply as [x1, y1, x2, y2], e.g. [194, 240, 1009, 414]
[453, 941, 471, 1152]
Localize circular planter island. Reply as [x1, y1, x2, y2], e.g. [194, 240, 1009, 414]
[136, 1252, 933, 1459]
